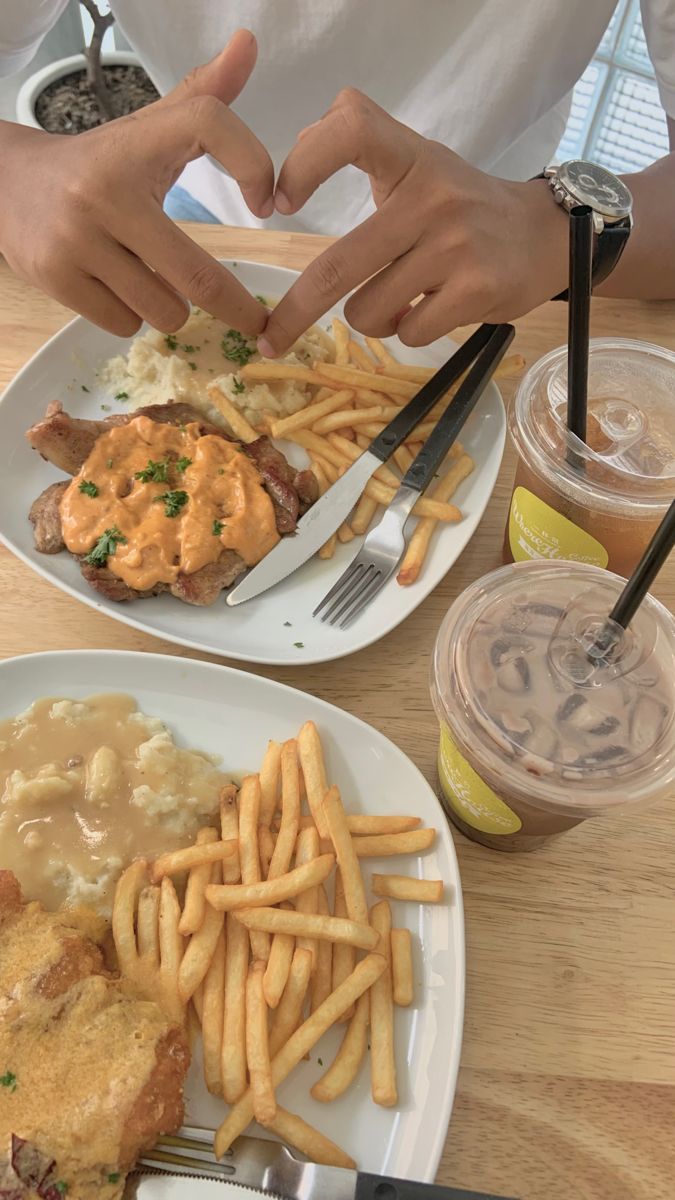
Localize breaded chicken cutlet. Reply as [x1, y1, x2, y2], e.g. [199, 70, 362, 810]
[0, 871, 189, 1199]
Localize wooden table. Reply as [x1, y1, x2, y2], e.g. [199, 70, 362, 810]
[1, 226, 673, 1200]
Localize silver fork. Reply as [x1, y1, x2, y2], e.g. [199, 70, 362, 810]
[314, 323, 515, 629]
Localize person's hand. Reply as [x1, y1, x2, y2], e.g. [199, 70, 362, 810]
[259, 89, 569, 355]
[0, 30, 273, 337]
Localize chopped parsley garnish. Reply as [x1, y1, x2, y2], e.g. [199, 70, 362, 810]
[107, 1175, 120, 1185]
[231, 261, 238, 268]
[176, 456, 192, 473]
[114, 391, 129, 400]
[217, 468, 225, 475]
[84, 527, 127, 568]
[212, 519, 224, 536]
[154, 489, 189, 518]
[283, 621, 292, 627]
[221, 328, 256, 367]
[165, 333, 178, 351]
[106, 458, 113, 469]
[100, 403, 111, 411]
[55, 1183, 68, 1195]
[255, 294, 267, 304]
[135, 458, 170, 484]
[181, 343, 198, 353]
[81, 384, 90, 393]
[294, 641, 304, 649]
[78, 480, 99, 498]
[0, 1071, 17, 1091]
[232, 377, 246, 394]
[187, 361, 197, 371]
[317, 1057, 323, 1066]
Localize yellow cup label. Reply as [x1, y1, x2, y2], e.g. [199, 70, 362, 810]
[509, 486, 609, 567]
[438, 724, 522, 835]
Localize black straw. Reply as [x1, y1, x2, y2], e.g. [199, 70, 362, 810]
[567, 205, 594, 445]
[608, 498, 675, 629]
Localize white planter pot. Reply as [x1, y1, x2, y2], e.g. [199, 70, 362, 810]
[16, 50, 142, 129]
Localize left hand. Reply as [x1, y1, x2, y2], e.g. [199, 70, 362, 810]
[259, 89, 569, 356]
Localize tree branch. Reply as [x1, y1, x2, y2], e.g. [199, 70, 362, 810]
[79, 0, 116, 122]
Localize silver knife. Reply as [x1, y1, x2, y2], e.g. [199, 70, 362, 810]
[138, 1127, 518, 1199]
[226, 325, 497, 606]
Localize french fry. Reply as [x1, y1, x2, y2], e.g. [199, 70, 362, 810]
[351, 494, 378, 536]
[393, 444, 414, 474]
[397, 453, 475, 586]
[315, 363, 417, 400]
[239, 774, 270, 962]
[268, 739, 301, 880]
[150, 840, 237, 882]
[268, 946, 313, 1057]
[337, 521, 355, 543]
[391, 928, 414, 1007]
[234, 906, 379, 951]
[214, 953, 386, 1157]
[136, 884, 161, 970]
[348, 829, 436, 857]
[263, 907, 295, 1010]
[259, 740, 282, 826]
[112, 859, 147, 980]
[179, 826, 219, 935]
[202, 928, 226, 1095]
[356, 387, 399, 408]
[246, 961, 277, 1125]
[259, 824, 276, 877]
[365, 336, 398, 367]
[332, 317, 350, 364]
[206, 853, 334, 911]
[312, 407, 389, 435]
[369, 900, 397, 1106]
[207, 381, 259, 443]
[327, 433, 401, 489]
[240, 362, 326, 388]
[294, 826, 320, 967]
[270, 388, 354, 438]
[372, 875, 444, 903]
[297, 721, 330, 839]
[322, 785, 368, 925]
[311, 990, 369, 1102]
[310, 886, 333, 1014]
[318, 532, 337, 560]
[192, 981, 204, 1024]
[348, 339, 378, 371]
[158, 876, 185, 1024]
[331, 870, 355, 1020]
[376, 351, 525, 384]
[220, 784, 241, 884]
[222, 911, 248, 1103]
[178, 861, 224, 1002]
[263, 1107, 356, 1169]
[297, 813, 422, 835]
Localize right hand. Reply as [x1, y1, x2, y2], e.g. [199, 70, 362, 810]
[0, 30, 274, 337]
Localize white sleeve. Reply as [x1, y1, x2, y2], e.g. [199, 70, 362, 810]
[0, 0, 70, 78]
[641, 0, 675, 118]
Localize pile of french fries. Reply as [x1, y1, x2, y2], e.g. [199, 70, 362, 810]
[207, 319, 524, 584]
[112, 721, 445, 1169]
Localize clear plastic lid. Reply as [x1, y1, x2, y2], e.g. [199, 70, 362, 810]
[431, 561, 675, 816]
[510, 339, 675, 518]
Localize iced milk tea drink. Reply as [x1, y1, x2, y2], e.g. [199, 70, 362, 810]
[503, 339, 675, 577]
[430, 560, 675, 851]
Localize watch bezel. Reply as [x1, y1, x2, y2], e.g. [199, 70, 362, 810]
[556, 160, 633, 222]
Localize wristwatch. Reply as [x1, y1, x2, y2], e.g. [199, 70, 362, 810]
[536, 160, 633, 299]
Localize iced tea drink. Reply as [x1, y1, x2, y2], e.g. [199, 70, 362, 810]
[430, 560, 675, 851]
[503, 339, 675, 577]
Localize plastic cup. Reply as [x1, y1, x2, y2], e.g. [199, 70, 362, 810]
[430, 560, 675, 852]
[503, 338, 675, 577]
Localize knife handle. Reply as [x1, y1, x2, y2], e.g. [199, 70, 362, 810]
[368, 324, 497, 464]
[399, 324, 515, 497]
[355, 1173, 518, 1200]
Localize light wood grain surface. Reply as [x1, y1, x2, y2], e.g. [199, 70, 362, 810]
[1, 226, 673, 1200]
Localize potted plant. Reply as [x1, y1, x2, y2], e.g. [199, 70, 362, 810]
[16, 0, 158, 133]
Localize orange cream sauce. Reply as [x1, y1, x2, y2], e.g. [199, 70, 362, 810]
[60, 417, 279, 591]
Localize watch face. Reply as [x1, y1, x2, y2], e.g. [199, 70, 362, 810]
[559, 160, 633, 220]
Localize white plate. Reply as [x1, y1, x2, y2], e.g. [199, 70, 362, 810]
[0, 649, 464, 1185]
[0, 261, 505, 665]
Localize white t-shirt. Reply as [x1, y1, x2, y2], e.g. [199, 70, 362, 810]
[3, 1, 675, 235]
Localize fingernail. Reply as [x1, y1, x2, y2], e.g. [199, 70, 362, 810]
[274, 190, 293, 215]
[257, 335, 277, 359]
[259, 196, 274, 219]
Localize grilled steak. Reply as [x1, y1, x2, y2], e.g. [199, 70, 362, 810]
[26, 401, 318, 606]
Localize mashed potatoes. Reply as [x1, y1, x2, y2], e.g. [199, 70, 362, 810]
[100, 304, 334, 431]
[0, 694, 229, 914]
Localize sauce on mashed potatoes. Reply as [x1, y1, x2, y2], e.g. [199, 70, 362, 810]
[100, 305, 333, 431]
[0, 694, 228, 913]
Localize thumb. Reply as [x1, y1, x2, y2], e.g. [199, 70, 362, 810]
[168, 28, 258, 107]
